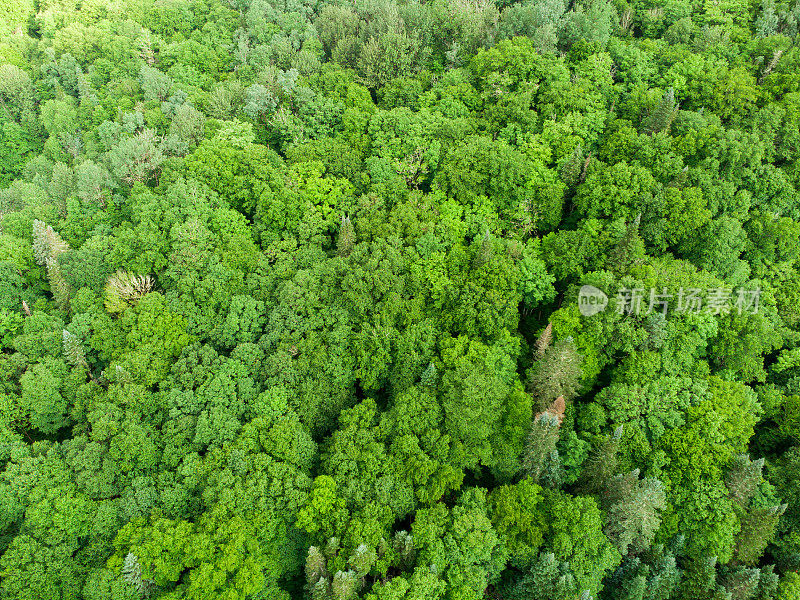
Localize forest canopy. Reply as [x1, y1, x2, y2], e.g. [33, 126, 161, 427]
[1, 0, 800, 599]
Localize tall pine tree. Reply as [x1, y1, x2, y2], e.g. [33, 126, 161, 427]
[643, 87, 679, 135]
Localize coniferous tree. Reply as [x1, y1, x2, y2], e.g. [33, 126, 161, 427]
[312, 577, 333, 600]
[348, 544, 376, 578]
[32, 219, 71, 310]
[602, 470, 666, 555]
[723, 454, 784, 566]
[754, 565, 779, 599]
[560, 144, 584, 188]
[578, 426, 623, 494]
[473, 228, 494, 269]
[420, 362, 438, 388]
[104, 270, 154, 314]
[62, 329, 87, 368]
[643, 87, 679, 135]
[114, 364, 133, 385]
[527, 338, 583, 410]
[140, 64, 172, 102]
[758, 50, 782, 83]
[338, 215, 355, 257]
[534, 322, 553, 359]
[523, 412, 562, 485]
[667, 165, 689, 188]
[606, 214, 645, 275]
[605, 540, 683, 600]
[536, 395, 565, 425]
[580, 152, 593, 184]
[121, 553, 157, 599]
[331, 570, 358, 600]
[393, 530, 415, 570]
[445, 41, 463, 68]
[32, 219, 69, 265]
[725, 454, 764, 508]
[680, 555, 719, 600]
[325, 538, 341, 563]
[46, 257, 71, 310]
[719, 566, 760, 600]
[306, 546, 328, 587]
[377, 537, 390, 560]
[502, 552, 579, 600]
[735, 504, 786, 565]
[139, 28, 156, 66]
[32, 220, 49, 264]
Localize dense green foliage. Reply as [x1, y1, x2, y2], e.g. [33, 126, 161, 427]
[1, 0, 800, 598]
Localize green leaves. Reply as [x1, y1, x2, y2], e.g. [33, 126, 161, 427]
[2, 1, 800, 598]
[108, 292, 192, 387]
[537, 490, 621, 597]
[413, 489, 506, 600]
[489, 479, 546, 564]
[21, 357, 70, 434]
[297, 476, 348, 538]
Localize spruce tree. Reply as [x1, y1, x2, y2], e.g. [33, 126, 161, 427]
[536, 395, 565, 425]
[312, 577, 333, 600]
[104, 270, 154, 314]
[32, 219, 51, 266]
[32, 219, 69, 266]
[735, 504, 786, 565]
[445, 40, 462, 68]
[62, 329, 87, 368]
[758, 49, 782, 83]
[647, 542, 683, 599]
[578, 426, 623, 494]
[338, 215, 355, 257]
[606, 540, 683, 600]
[348, 544, 376, 578]
[606, 214, 645, 275]
[754, 565, 779, 599]
[502, 552, 579, 600]
[527, 338, 583, 410]
[472, 229, 494, 269]
[680, 555, 719, 600]
[420, 362, 438, 388]
[331, 570, 357, 600]
[534, 322, 553, 359]
[306, 546, 328, 587]
[523, 412, 562, 485]
[719, 566, 760, 600]
[121, 553, 157, 599]
[667, 166, 689, 188]
[602, 470, 666, 555]
[324, 537, 341, 562]
[560, 144, 584, 188]
[393, 530, 415, 569]
[114, 364, 133, 385]
[121, 552, 142, 589]
[139, 28, 156, 66]
[46, 257, 71, 310]
[32, 220, 72, 310]
[724, 454, 764, 508]
[644, 87, 679, 135]
[377, 537, 390, 559]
